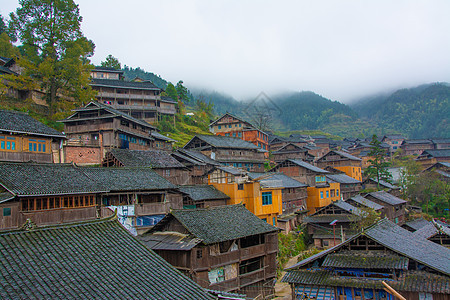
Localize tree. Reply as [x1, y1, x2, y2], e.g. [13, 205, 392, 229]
[8, 0, 96, 116]
[0, 32, 20, 58]
[0, 15, 6, 35]
[364, 134, 392, 189]
[100, 54, 121, 70]
[162, 82, 178, 101]
[351, 205, 381, 232]
[175, 80, 189, 102]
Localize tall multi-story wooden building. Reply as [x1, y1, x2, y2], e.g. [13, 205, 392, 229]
[0, 110, 65, 163]
[140, 204, 279, 299]
[209, 113, 269, 153]
[316, 150, 362, 181]
[184, 135, 266, 172]
[90, 67, 177, 124]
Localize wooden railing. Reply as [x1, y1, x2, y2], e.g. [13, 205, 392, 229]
[239, 268, 265, 286]
[209, 250, 240, 267]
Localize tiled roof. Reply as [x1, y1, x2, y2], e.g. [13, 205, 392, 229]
[217, 166, 247, 176]
[333, 200, 364, 216]
[285, 159, 329, 174]
[160, 96, 177, 103]
[159, 204, 279, 244]
[209, 112, 252, 128]
[304, 214, 358, 224]
[91, 78, 160, 90]
[187, 135, 259, 150]
[176, 149, 222, 166]
[419, 149, 450, 158]
[319, 150, 362, 161]
[364, 219, 450, 275]
[0, 110, 65, 138]
[93, 66, 124, 73]
[138, 231, 201, 251]
[0, 217, 213, 299]
[282, 269, 330, 285]
[0, 192, 14, 203]
[403, 139, 433, 144]
[412, 221, 450, 240]
[404, 218, 430, 231]
[346, 195, 384, 211]
[367, 191, 407, 205]
[0, 162, 175, 197]
[365, 178, 400, 190]
[151, 131, 176, 142]
[247, 172, 307, 188]
[107, 149, 184, 168]
[322, 251, 409, 270]
[326, 174, 361, 184]
[177, 185, 230, 201]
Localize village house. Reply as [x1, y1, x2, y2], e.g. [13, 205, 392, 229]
[310, 136, 331, 158]
[400, 138, 434, 156]
[362, 178, 402, 197]
[270, 159, 340, 214]
[345, 194, 384, 216]
[139, 204, 279, 298]
[0, 216, 214, 299]
[0, 110, 66, 163]
[102, 148, 190, 185]
[271, 143, 315, 163]
[423, 162, 450, 182]
[0, 162, 182, 235]
[177, 185, 230, 209]
[247, 172, 308, 232]
[325, 173, 362, 200]
[363, 191, 407, 225]
[208, 167, 283, 226]
[431, 138, 450, 150]
[90, 66, 177, 124]
[59, 101, 167, 165]
[303, 200, 362, 249]
[415, 149, 450, 169]
[209, 113, 269, 154]
[282, 218, 450, 300]
[412, 220, 450, 248]
[268, 135, 309, 152]
[172, 148, 222, 184]
[316, 150, 363, 181]
[183, 135, 266, 172]
[401, 217, 430, 232]
[381, 134, 406, 155]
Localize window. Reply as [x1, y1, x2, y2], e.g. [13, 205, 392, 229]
[336, 189, 339, 197]
[315, 176, 326, 183]
[262, 192, 272, 205]
[395, 217, 399, 224]
[322, 240, 329, 247]
[320, 191, 324, 199]
[3, 208, 11, 216]
[273, 217, 276, 226]
[238, 132, 242, 137]
[232, 132, 236, 137]
[238, 184, 244, 190]
[28, 139, 47, 153]
[326, 191, 329, 198]
[218, 125, 221, 129]
[196, 249, 202, 259]
[0, 136, 16, 151]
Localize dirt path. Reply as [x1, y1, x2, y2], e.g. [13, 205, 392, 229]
[273, 254, 302, 299]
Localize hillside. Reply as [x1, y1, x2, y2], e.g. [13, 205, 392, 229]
[351, 83, 450, 138]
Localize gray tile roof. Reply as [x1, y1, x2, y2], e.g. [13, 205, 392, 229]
[159, 204, 279, 245]
[419, 149, 450, 158]
[366, 178, 400, 190]
[151, 131, 176, 142]
[247, 172, 307, 188]
[367, 191, 407, 206]
[326, 173, 361, 184]
[0, 217, 213, 299]
[0, 192, 14, 203]
[0, 162, 175, 197]
[138, 231, 202, 251]
[412, 221, 450, 240]
[217, 166, 247, 176]
[91, 78, 160, 90]
[404, 218, 430, 231]
[160, 96, 177, 103]
[107, 149, 185, 168]
[346, 195, 384, 211]
[285, 159, 329, 174]
[188, 135, 259, 150]
[320, 150, 362, 161]
[322, 251, 409, 270]
[176, 149, 222, 166]
[288, 218, 450, 276]
[177, 185, 230, 201]
[0, 110, 65, 138]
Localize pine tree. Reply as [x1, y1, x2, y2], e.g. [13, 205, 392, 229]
[100, 54, 121, 70]
[365, 134, 392, 189]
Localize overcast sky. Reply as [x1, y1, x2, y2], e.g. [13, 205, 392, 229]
[2, 0, 450, 102]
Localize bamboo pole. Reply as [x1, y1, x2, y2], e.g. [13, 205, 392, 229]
[382, 281, 406, 300]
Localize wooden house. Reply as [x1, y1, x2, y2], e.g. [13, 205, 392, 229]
[184, 135, 266, 172]
[381, 135, 405, 155]
[423, 162, 450, 182]
[431, 138, 450, 150]
[0, 216, 214, 299]
[59, 101, 159, 165]
[102, 148, 190, 185]
[209, 113, 269, 154]
[412, 220, 450, 248]
[310, 136, 331, 158]
[282, 218, 450, 300]
[271, 143, 315, 163]
[268, 135, 309, 152]
[172, 148, 222, 184]
[208, 167, 283, 225]
[139, 204, 279, 299]
[416, 149, 450, 169]
[178, 185, 230, 209]
[0, 162, 182, 234]
[400, 139, 434, 156]
[362, 178, 401, 197]
[325, 173, 362, 200]
[0, 110, 65, 163]
[363, 191, 407, 225]
[316, 150, 362, 181]
[401, 217, 430, 232]
[270, 159, 340, 214]
[303, 200, 363, 248]
[90, 67, 177, 124]
[247, 172, 308, 232]
[345, 195, 384, 215]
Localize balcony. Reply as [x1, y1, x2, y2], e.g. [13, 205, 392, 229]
[135, 203, 170, 216]
[113, 104, 158, 111]
[209, 250, 240, 268]
[97, 92, 158, 100]
[239, 268, 266, 287]
[209, 277, 239, 292]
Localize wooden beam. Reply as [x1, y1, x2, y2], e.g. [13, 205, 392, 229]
[382, 281, 406, 300]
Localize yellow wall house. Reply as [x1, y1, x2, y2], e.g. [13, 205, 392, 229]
[306, 180, 341, 215]
[208, 167, 282, 226]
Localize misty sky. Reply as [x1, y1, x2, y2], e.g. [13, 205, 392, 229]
[2, 0, 450, 102]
